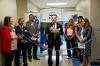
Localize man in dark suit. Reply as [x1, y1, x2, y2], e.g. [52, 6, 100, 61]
[45, 15, 63, 66]
[15, 18, 28, 66]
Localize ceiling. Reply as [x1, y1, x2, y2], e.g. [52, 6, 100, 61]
[30, 0, 81, 8]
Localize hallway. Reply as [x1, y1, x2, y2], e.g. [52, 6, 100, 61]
[0, 0, 100, 66]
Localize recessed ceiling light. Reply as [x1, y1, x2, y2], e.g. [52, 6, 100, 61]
[47, 3, 67, 6]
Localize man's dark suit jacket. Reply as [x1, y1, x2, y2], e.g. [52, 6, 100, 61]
[45, 23, 63, 46]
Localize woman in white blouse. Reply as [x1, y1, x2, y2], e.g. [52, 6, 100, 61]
[10, 25, 18, 64]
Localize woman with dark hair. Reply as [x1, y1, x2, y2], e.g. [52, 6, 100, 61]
[0, 16, 17, 66]
[75, 16, 84, 62]
[78, 16, 83, 24]
[78, 18, 92, 66]
[76, 16, 83, 32]
[0, 21, 2, 49]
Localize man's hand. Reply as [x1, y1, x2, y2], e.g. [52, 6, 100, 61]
[21, 40, 27, 44]
[33, 34, 39, 38]
[50, 26, 53, 31]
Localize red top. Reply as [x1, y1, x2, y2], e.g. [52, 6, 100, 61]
[0, 26, 12, 52]
[0, 29, 1, 50]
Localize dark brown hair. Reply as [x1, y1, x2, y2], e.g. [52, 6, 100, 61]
[51, 14, 57, 17]
[4, 16, 12, 27]
[29, 14, 35, 19]
[84, 18, 91, 28]
[78, 16, 83, 19]
[78, 16, 83, 24]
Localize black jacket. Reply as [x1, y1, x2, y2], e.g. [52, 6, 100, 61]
[14, 26, 29, 45]
[45, 23, 63, 45]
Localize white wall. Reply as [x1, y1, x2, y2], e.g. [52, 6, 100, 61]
[0, 0, 17, 23]
[64, 7, 76, 12]
[90, 0, 100, 60]
[76, 0, 90, 19]
[0, 0, 17, 66]
[40, 8, 83, 23]
[62, 11, 83, 22]
[40, 8, 63, 22]
[16, 0, 27, 19]
[27, 0, 39, 12]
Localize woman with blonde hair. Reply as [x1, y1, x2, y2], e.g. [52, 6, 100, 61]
[15, 18, 28, 66]
[64, 19, 78, 58]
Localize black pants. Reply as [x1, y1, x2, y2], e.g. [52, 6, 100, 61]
[27, 40, 38, 60]
[66, 37, 78, 58]
[48, 41, 60, 66]
[3, 50, 15, 66]
[15, 43, 27, 66]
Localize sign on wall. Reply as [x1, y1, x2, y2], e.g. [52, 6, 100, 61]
[40, 8, 63, 22]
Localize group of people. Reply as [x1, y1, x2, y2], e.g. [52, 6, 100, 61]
[0, 14, 40, 66]
[64, 16, 92, 66]
[0, 14, 92, 66]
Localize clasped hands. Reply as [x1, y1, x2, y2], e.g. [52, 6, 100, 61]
[78, 37, 86, 43]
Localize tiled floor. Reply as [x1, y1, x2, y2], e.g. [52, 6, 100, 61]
[25, 40, 80, 66]
[18, 41, 81, 66]
[27, 57, 73, 66]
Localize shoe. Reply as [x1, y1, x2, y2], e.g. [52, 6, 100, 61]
[48, 65, 52, 66]
[23, 63, 28, 66]
[48, 64, 52, 66]
[67, 57, 71, 59]
[80, 64, 86, 66]
[87, 64, 91, 66]
[40, 51, 43, 53]
[56, 64, 59, 66]
[33, 57, 40, 60]
[29, 59, 32, 62]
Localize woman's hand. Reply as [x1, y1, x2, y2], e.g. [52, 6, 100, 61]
[12, 35, 18, 40]
[78, 37, 83, 43]
[67, 37, 72, 40]
[33, 34, 39, 38]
